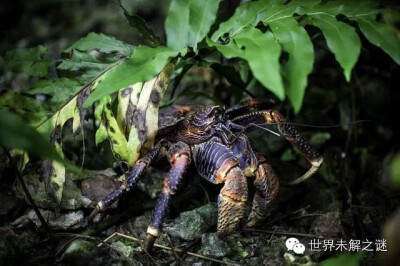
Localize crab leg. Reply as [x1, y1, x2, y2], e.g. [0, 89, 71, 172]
[231, 110, 323, 185]
[89, 140, 168, 219]
[193, 140, 248, 236]
[225, 99, 275, 118]
[145, 142, 191, 251]
[247, 154, 279, 227]
[229, 135, 279, 226]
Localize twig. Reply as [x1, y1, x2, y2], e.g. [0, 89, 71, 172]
[351, 205, 378, 209]
[169, 64, 192, 100]
[210, 64, 256, 98]
[55, 235, 80, 257]
[100, 231, 160, 266]
[165, 233, 181, 263]
[243, 228, 323, 239]
[110, 232, 241, 266]
[5, 149, 54, 237]
[268, 205, 311, 224]
[267, 227, 277, 246]
[288, 213, 323, 220]
[199, 183, 210, 204]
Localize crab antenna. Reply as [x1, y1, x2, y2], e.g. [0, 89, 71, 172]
[247, 123, 281, 137]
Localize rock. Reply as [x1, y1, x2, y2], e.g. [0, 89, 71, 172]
[0, 227, 41, 265]
[136, 167, 165, 199]
[61, 175, 92, 210]
[283, 253, 318, 266]
[110, 241, 134, 258]
[129, 211, 152, 237]
[311, 212, 345, 238]
[0, 191, 19, 216]
[109, 241, 143, 265]
[81, 169, 120, 208]
[27, 209, 87, 230]
[201, 233, 231, 258]
[61, 239, 112, 266]
[63, 239, 94, 258]
[262, 236, 287, 265]
[165, 203, 217, 240]
[11, 215, 30, 228]
[16, 172, 91, 210]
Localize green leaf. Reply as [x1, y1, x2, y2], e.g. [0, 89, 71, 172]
[114, 0, 160, 47]
[211, 0, 267, 41]
[35, 87, 86, 139]
[269, 17, 314, 112]
[165, 0, 190, 50]
[64, 33, 134, 55]
[49, 143, 66, 203]
[166, 0, 222, 51]
[235, 29, 284, 99]
[210, 0, 399, 111]
[59, 35, 134, 82]
[355, 16, 400, 65]
[308, 14, 361, 81]
[95, 63, 175, 166]
[3, 45, 51, 77]
[208, 27, 285, 100]
[0, 91, 50, 124]
[124, 13, 161, 47]
[0, 110, 64, 163]
[83, 45, 184, 108]
[58, 50, 116, 77]
[321, 252, 363, 266]
[96, 95, 130, 162]
[28, 78, 83, 107]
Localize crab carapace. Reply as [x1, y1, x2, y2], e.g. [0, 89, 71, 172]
[90, 99, 323, 251]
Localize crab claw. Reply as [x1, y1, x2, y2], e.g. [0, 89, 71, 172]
[288, 156, 324, 185]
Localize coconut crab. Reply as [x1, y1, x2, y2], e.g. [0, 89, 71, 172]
[90, 99, 323, 251]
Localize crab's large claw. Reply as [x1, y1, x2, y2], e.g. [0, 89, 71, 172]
[193, 140, 248, 236]
[246, 155, 279, 227]
[232, 110, 323, 185]
[217, 167, 248, 236]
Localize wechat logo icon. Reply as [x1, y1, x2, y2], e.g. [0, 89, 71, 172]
[286, 237, 306, 255]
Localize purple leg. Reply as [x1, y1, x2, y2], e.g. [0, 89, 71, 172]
[89, 140, 168, 219]
[145, 142, 191, 251]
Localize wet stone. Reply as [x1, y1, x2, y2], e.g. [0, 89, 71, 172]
[27, 209, 87, 230]
[164, 203, 217, 241]
[201, 233, 231, 258]
[62, 239, 94, 261]
[80, 169, 119, 208]
[110, 241, 134, 258]
[311, 211, 345, 238]
[16, 172, 91, 210]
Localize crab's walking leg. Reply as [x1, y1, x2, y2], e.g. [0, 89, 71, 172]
[89, 140, 168, 219]
[247, 154, 279, 227]
[193, 140, 248, 236]
[232, 110, 323, 185]
[229, 135, 279, 226]
[145, 142, 191, 251]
